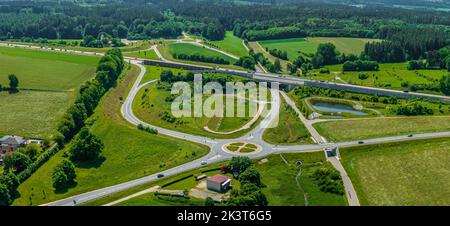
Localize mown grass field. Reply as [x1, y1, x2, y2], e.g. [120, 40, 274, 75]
[84, 151, 347, 206]
[132, 81, 258, 139]
[0, 46, 98, 90]
[209, 31, 248, 57]
[341, 138, 450, 206]
[124, 49, 159, 60]
[13, 64, 210, 206]
[0, 47, 98, 139]
[259, 37, 379, 60]
[314, 116, 450, 142]
[262, 98, 312, 145]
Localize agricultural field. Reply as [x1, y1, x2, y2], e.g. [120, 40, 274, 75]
[132, 81, 260, 139]
[262, 98, 313, 145]
[259, 37, 379, 60]
[0, 46, 98, 139]
[314, 116, 450, 142]
[12, 64, 209, 206]
[341, 138, 450, 206]
[208, 31, 249, 57]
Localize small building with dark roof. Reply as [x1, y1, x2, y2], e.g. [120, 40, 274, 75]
[206, 174, 232, 193]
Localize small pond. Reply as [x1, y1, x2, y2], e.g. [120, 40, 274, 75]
[312, 102, 368, 115]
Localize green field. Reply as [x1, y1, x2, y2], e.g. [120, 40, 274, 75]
[0, 47, 98, 90]
[4, 39, 156, 54]
[0, 47, 98, 139]
[208, 31, 248, 57]
[13, 65, 209, 206]
[311, 62, 447, 93]
[259, 37, 379, 60]
[257, 152, 347, 206]
[132, 80, 263, 139]
[0, 90, 73, 138]
[124, 49, 160, 60]
[341, 138, 450, 205]
[248, 41, 290, 73]
[263, 98, 312, 145]
[140, 65, 187, 84]
[314, 116, 450, 142]
[117, 193, 205, 206]
[158, 43, 244, 70]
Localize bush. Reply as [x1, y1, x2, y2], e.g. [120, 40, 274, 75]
[312, 167, 344, 195]
[392, 101, 434, 116]
[343, 60, 379, 71]
[319, 68, 330, 74]
[358, 73, 369, 80]
[137, 124, 158, 134]
[69, 127, 104, 162]
[52, 159, 76, 190]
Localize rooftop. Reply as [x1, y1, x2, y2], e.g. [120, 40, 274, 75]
[0, 135, 25, 145]
[207, 174, 230, 184]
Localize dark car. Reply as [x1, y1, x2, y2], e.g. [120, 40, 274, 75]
[157, 174, 164, 178]
[403, 90, 409, 93]
[408, 134, 413, 137]
[358, 141, 364, 144]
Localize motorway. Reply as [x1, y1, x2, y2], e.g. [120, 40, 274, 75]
[1, 41, 449, 206]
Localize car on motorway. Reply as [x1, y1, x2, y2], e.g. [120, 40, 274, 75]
[358, 141, 364, 144]
[403, 90, 409, 93]
[157, 174, 164, 178]
[408, 134, 413, 137]
[201, 160, 207, 165]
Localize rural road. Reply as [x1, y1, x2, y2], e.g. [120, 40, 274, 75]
[1, 41, 449, 206]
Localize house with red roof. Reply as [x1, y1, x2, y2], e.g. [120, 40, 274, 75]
[206, 174, 232, 193]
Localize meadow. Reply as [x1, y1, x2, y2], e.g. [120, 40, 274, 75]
[0, 90, 73, 139]
[313, 116, 450, 142]
[262, 98, 313, 145]
[341, 138, 450, 206]
[12, 64, 210, 206]
[208, 31, 249, 57]
[259, 37, 379, 60]
[158, 43, 244, 70]
[132, 81, 259, 139]
[124, 49, 159, 60]
[248, 41, 290, 73]
[312, 62, 447, 93]
[257, 152, 347, 206]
